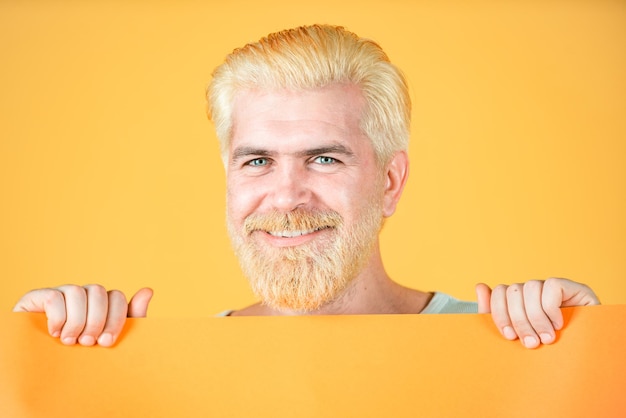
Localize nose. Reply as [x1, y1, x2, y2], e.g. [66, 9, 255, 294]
[269, 163, 311, 212]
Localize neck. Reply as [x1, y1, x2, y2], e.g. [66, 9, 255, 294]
[232, 245, 432, 316]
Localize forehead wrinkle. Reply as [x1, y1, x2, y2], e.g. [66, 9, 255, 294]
[256, 117, 353, 140]
[231, 118, 349, 154]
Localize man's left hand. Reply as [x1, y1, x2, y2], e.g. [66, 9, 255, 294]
[475, 278, 600, 349]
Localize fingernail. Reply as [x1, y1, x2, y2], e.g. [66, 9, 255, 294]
[540, 333, 554, 344]
[79, 335, 96, 346]
[523, 336, 538, 348]
[98, 333, 114, 347]
[503, 326, 517, 340]
[51, 331, 61, 338]
[62, 337, 76, 345]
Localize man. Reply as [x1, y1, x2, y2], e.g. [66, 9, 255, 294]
[13, 25, 599, 349]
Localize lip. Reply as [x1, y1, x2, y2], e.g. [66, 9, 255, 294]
[268, 228, 319, 238]
[255, 227, 331, 247]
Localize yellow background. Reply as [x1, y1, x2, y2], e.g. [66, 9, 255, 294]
[1, 1, 624, 316]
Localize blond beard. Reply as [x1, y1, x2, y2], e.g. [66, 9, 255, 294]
[227, 202, 383, 313]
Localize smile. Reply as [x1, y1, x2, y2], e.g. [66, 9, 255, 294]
[266, 226, 328, 238]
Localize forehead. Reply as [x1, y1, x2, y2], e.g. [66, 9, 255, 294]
[230, 84, 368, 149]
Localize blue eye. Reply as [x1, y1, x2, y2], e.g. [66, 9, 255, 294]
[314, 156, 337, 164]
[247, 158, 268, 167]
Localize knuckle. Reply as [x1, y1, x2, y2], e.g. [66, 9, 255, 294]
[42, 289, 65, 306]
[544, 277, 563, 289]
[82, 322, 105, 336]
[84, 284, 107, 295]
[524, 280, 543, 290]
[511, 317, 530, 331]
[506, 283, 523, 297]
[86, 307, 108, 325]
[62, 320, 86, 337]
[527, 312, 549, 326]
[61, 284, 86, 299]
[108, 289, 127, 302]
[492, 284, 508, 294]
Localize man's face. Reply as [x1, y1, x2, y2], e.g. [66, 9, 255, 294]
[225, 84, 387, 312]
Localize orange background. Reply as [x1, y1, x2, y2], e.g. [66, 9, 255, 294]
[1, 307, 625, 417]
[1, 1, 625, 315]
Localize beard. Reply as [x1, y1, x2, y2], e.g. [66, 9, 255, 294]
[227, 201, 384, 313]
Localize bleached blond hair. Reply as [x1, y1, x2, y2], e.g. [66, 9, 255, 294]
[207, 24, 411, 165]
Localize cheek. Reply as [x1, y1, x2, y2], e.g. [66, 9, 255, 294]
[328, 190, 376, 226]
[350, 180, 386, 219]
[226, 179, 261, 224]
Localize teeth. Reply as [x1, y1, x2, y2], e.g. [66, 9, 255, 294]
[269, 228, 318, 238]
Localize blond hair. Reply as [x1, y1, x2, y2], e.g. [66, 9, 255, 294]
[207, 24, 411, 165]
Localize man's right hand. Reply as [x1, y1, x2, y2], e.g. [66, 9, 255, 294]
[12, 285, 153, 347]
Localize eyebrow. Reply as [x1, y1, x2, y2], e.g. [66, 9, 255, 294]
[294, 145, 355, 158]
[231, 147, 273, 162]
[230, 144, 355, 162]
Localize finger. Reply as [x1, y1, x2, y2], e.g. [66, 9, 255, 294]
[127, 288, 154, 318]
[475, 283, 492, 313]
[522, 280, 556, 345]
[489, 285, 518, 341]
[13, 289, 68, 338]
[558, 278, 600, 306]
[77, 285, 109, 346]
[546, 277, 600, 307]
[97, 290, 129, 347]
[540, 278, 569, 330]
[56, 285, 88, 345]
[13, 290, 49, 313]
[505, 283, 541, 349]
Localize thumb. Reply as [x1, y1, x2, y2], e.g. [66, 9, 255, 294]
[127, 287, 154, 318]
[543, 278, 600, 308]
[475, 283, 492, 314]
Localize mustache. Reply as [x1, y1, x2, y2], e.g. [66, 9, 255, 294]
[243, 209, 343, 235]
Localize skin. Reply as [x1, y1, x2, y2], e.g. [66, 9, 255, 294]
[226, 85, 425, 316]
[476, 279, 599, 348]
[13, 285, 153, 347]
[12, 84, 600, 348]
